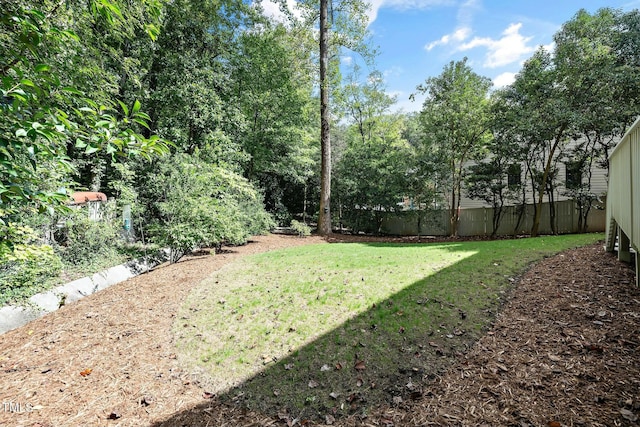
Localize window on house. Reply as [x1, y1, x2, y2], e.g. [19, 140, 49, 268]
[565, 161, 583, 189]
[507, 164, 521, 187]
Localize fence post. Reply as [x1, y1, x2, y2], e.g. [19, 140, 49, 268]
[618, 228, 632, 263]
[484, 207, 487, 236]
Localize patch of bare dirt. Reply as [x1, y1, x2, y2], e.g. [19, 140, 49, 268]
[0, 234, 637, 427]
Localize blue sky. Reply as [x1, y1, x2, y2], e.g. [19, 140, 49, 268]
[262, 0, 640, 112]
[362, 0, 640, 112]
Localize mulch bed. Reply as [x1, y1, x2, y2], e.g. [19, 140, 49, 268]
[0, 235, 637, 427]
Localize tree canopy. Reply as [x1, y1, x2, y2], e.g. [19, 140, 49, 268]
[1, 2, 640, 270]
[414, 58, 493, 236]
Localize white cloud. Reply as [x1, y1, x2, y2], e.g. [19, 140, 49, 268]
[456, 0, 481, 27]
[425, 27, 471, 51]
[342, 56, 354, 66]
[367, 0, 454, 25]
[367, 0, 386, 23]
[423, 0, 478, 50]
[259, 0, 302, 23]
[383, 65, 404, 79]
[492, 71, 516, 88]
[459, 22, 535, 68]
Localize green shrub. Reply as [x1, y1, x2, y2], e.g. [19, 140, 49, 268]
[56, 202, 120, 267]
[0, 226, 62, 305]
[290, 219, 311, 237]
[146, 154, 275, 262]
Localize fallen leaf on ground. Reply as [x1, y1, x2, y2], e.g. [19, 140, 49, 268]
[80, 368, 92, 377]
[496, 363, 509, 372]
[354, 360, 366, 371]
[277, 411, 289, 420]
[620, 409, 638, 421]
[139, 395, 154, 406]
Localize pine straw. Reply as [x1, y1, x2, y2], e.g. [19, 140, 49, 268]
[0, 236, 638, 427]
[0, 235, 324, 427]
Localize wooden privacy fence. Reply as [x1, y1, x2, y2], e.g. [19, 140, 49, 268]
[606, 116, 639, 285]
[380, 199, 607, 237]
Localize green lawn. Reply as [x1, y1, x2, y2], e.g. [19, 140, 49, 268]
[175, 233, 603, 420]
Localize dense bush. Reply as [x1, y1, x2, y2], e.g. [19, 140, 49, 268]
[0, 225, 62, 305]
[290, 219, 311, 237]
[55, 202, 121, 267]
[146, 154, 275, 262]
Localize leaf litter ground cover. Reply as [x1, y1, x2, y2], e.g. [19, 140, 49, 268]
[175, 233, 603, 422]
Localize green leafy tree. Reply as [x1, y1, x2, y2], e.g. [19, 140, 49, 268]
[49, 0, 164, 191]
[146, 153, 274, 263]
[561, 145, 598, 233]
[231, 24, 318, 223]
[414, 58, 492, 236]
[488, 89, 530, 234]
[292, 0, 373, 235]
[144, 0, 256, 159]
[501, 48, 573, 237]
[1, 3, 169, 255]
[553, 8, 640, 230]
[335, 114, 413, 233]
[334, 68, 420, 233]
[402, 112, 446, 211]
[465, 147, 524, 238]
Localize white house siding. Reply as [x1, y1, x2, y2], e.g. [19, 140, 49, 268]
[605, 116, 640, 286]
[458, 138, 614, 209]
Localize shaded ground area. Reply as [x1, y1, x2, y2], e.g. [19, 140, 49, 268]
[0, 234, 637, 426]
[396, 244, 639, 427]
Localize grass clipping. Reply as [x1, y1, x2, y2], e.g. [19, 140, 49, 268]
[175, 234, 602, 421]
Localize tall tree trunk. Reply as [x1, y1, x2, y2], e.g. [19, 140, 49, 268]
[318, 0, 332, 235]
[547, 185, 556, 235]
[303, 182, 308, 224]
[531, 128, 565, 236]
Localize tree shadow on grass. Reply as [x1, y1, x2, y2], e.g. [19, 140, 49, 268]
[150, 241, 516, 426]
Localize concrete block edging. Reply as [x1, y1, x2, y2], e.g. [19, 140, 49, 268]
[0, 249, 169, 334]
